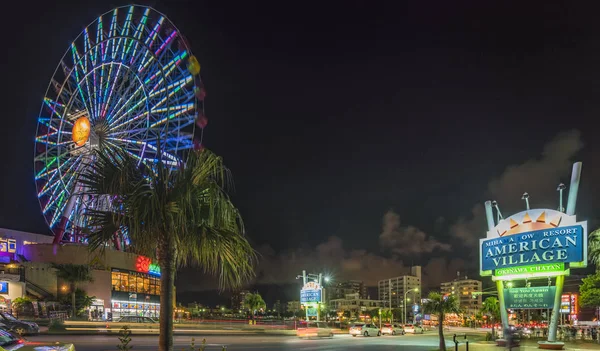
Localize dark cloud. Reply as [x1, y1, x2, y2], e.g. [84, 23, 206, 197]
[379, 210, 451, 255]
[451, 130, 583, 247]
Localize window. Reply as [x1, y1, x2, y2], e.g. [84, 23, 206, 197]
[112, 270, 161, 295]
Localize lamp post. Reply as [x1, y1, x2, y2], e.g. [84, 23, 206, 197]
[404, 288, 418, 325]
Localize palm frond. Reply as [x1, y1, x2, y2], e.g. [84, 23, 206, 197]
[589, 228, 600, 268]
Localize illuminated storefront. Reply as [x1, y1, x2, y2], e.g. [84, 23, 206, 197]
[110, 256, 161, 319]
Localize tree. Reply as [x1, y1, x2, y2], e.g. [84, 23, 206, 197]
[51, 263, 94, 318]
[380, 309, 392, 322]
[81, 148, 256, 351]
[243, 292, 266, 318]
[423, 292, 461, 351]
[480, 297, 501, 339]
[589, 228, 600, 268]
[580, 271, 600, 311]
[11, 297, 33, 318]
[58, 288, 95, 317]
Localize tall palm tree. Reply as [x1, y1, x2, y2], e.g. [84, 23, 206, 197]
[423, 292, 461, 351]
[588, 228, 600, 269]
[80, 148, 257, 351]
[480, 296, 501, 339]
[243, 292, 266, 319]
[51, 263, 94, 318]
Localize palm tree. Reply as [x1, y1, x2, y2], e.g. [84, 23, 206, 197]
[480, 296, 501, 339]
[243, 292, 266, 319]
[51, 263, 94, 318]
[589, 228, 600, 268]
[423, 292, 461, 351]
[80, 148, 257, 351]
[380, 309, 392, 323]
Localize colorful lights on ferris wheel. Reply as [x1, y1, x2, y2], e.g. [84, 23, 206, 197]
[34, 5, 205, 246]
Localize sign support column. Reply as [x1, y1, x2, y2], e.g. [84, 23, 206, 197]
[547, 275, 565, 342]
[495, 280, 509, 332]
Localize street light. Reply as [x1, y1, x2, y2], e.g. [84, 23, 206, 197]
[404, 287, 418, 325]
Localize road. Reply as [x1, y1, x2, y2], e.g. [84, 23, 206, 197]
[26, 333, 458, 350]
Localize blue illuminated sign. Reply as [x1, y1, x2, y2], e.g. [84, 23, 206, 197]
[300, 289, 322, 304]
[0, 282, 8, 294]
[481, 225, 584, 271]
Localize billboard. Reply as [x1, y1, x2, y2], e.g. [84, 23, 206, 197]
[479, 208, 587, 278]
[0, 282, 7, 294]
[300, 281, 322, 304]
[481, 225, 584, 271]
[503, 286, 556, 309]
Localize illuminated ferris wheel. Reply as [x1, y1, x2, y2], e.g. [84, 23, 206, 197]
[34, 5, 207, 246]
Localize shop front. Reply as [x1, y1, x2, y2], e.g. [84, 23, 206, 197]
[111, 269, 161, 320]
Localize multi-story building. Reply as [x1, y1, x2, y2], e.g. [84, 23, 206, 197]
[231, 290, 250, 311]
[329, 293, 384, 315]
[329, 280, 367, 300]
[378, 266, 422, 319]
[440, 274, 482, 316]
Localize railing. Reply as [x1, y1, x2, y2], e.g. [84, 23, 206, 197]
[24, 279, 55, 300]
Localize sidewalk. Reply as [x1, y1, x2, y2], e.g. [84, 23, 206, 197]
[452, 340, 600, 350]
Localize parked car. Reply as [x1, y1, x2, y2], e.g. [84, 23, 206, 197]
[404, 324, 424, 334]
[0, 313, 39, 335]
[349, 323, 381, 337]
[296, 321, 333, 338]
[116, 316, 157, 323]
[0, 325, 75, 350]
[381, 323, 405, 335]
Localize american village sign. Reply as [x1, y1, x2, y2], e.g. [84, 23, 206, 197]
[479, 162, 588, 350]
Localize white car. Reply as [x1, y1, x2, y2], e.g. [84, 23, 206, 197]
[297, 321, 333, 338]
[404, 324, 424, 334]
[381, 323, 405, 335]
[349, 323, 381, 337]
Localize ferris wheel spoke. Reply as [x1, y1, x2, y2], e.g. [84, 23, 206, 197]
[38, 155, 84, 197]
[149, 103, 195, 128]
[70, 44, 93, 115]
[145, 51, 188, 92]
[100, 62, 124, 119]
[138, 17, 164, 73]
[109, 111, 149, 132]
[127, 8, 149, 65]
[107, 84, 148, 124]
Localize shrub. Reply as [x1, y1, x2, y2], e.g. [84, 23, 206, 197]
[485, 332, 493, 341]
[48, 320, 66, 332]
[117, 326, 132, 351]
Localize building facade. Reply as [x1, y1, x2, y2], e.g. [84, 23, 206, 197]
[329, 280, 368, 301]
[329, 293, 384, 314]
[440, 275, 482, 317]
[378, 266, 422, 308]
[231, 290, 250, 311]
[0, 227, 165, 320]
[287, 300, 301, 313]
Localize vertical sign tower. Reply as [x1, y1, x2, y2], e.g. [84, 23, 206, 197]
[480, 162, 587, 350]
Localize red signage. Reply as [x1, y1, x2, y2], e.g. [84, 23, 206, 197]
[136, 256, 151, 273]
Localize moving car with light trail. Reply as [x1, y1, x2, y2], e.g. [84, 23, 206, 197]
[0, 326, 75, 350]
[349, 323, 381, 337]
[381, 323, 405, 335]
[0, 313, 39, 335]
[296, 322, 333, 338]
[404, 324, 424, 334]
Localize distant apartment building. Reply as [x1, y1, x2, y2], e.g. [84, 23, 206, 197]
[231, 290, 250, 311]
[329, 280, 368, 300]
[329, 293, 384, 314]
[378, 266, 422, 315]
[440, 274, 482, 316]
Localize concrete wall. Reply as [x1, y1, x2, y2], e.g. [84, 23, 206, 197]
[0, 282, 25, 301]
[23, 262, 58, 297]
[21, 244, 139, 271]
[79, 270, 112, 309]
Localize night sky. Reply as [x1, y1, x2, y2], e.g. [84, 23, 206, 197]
[1, 1, 599, 305]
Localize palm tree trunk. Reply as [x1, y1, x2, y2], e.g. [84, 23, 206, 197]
[158, 240, 176, 351]
[71, 283, 76, 319]
[439, 311, 446, 351]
